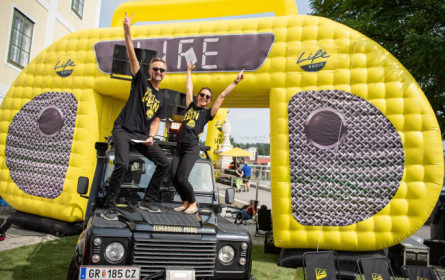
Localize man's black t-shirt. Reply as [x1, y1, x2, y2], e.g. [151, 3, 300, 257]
[177, 101, 214, 146]
[114, 68, 166, 138]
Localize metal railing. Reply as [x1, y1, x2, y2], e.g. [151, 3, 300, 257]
[216, 168, 271, 203]
[250, 166, 271, 181]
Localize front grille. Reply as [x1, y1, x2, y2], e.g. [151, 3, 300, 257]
[133, 235, 216, 278]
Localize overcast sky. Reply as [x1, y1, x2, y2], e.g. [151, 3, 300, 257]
[99, 0, 313, 143]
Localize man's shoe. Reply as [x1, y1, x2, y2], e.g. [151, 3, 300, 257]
[140, 201, 161, 213]
[101, 207, 118, 221]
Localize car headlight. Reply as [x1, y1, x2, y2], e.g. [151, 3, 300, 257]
[218, 245, 235, 264]
[93, 237, 102, 246]
[105, 242, 125, 263]
[92, 254, 100, 263]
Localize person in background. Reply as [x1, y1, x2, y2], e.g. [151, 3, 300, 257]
[235, 164, 244, 192]
[229, 158, 237, 169]
[101, 12, 170, 221]
[171, 62, 245, 214]
[241, 161, 252, 192]
[234, 200, 257, 224]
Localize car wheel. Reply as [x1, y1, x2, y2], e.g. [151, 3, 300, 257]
[67, 257, 79, 280]
[245, 273, 254, 280]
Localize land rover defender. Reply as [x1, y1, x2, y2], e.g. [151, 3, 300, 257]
[67, 140, 253, 280]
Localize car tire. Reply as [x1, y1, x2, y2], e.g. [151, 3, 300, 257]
[67, 257, 79, 280]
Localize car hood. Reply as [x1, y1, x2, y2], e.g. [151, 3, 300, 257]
[113, 203, 218, 231]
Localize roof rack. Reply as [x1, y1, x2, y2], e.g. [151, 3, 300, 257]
[156, 140, 210, 152]
[104, 138, 212, 159]
[157, 140, 212, 160]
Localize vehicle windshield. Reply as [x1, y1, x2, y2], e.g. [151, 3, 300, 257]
[103, 152, 214, 193]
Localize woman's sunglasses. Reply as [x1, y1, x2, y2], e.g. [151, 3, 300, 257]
[199, 93, 212, 100]
[151, 67, 166, 73]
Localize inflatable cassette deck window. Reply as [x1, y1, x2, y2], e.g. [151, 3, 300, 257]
[0, 0, 442, 251]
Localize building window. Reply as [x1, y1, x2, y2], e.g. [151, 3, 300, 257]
[8, 9, 34, 69]
[71, 0, 84, 19]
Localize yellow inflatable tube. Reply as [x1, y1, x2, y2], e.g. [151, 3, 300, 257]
[0, 0, 442, 252]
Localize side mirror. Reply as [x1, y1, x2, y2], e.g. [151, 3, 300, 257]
[77, 177, 89, 196]
[225, 188, 235, 205]
[213, 191, 218, 202]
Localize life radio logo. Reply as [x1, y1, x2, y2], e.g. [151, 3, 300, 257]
[54, 56, 76, 77]
[372, 273, 383, 280]
[296, 45, 330, 72]
[315, 268, 327, 280]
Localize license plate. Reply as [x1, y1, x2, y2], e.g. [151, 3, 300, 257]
[165, 268, 195, 280]
[79, 266, 140, 280]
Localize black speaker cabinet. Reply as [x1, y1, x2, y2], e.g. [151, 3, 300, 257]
[424, 239, 445, 266]
[264, 231, 281, 254]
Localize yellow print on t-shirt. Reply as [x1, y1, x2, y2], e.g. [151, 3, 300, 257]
[183, 107, 200, 128]
[142, 88, 160, 120]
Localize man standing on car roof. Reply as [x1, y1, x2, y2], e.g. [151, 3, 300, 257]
[101, 12, 169, 221]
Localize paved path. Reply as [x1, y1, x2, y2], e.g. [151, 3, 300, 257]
[0, 208, 60, 252]
[217, 182, 272, 209]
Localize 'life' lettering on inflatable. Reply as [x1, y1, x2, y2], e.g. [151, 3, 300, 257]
[94, 33, 274, 73]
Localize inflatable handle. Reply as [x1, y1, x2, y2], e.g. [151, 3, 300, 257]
[110, 0, 298, 27]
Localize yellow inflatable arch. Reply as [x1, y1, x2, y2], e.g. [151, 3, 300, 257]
[0, 0, 443, 251]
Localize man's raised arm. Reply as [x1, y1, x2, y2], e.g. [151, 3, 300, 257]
[123, 12, 140, 76]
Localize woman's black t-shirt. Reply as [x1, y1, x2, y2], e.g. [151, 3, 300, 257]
[177, 101, 214, 146]
[114, 68, 166, 138]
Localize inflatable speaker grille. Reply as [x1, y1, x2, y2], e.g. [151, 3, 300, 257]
[289, 90, 404, 226]
[5, 92, 78, 199]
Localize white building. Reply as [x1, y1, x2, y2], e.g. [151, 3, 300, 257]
[247, 147, 257, 161]
[0, 0, 102, 103]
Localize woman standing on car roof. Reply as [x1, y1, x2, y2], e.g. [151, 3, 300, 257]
[171, 62, 245, 214]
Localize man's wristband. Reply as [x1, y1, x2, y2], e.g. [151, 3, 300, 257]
[148, 135, 154, 139]
[233, 80, 239, 84]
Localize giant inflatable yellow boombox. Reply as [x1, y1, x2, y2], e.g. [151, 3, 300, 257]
[0, 0, 443, 251]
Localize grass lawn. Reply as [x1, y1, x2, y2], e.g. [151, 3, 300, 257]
[0, 235, 78, 280]
[0, 237, 300, 280]
[251, 246, 302, 279]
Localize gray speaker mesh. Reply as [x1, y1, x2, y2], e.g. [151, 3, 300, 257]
[288, 90, 404, 226]
[5, 92, 78, 199]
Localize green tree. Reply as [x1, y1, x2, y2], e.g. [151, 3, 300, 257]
[310, 0, 445, 133]
[229, 136, 237, 147]
[263, 143, 270, 155]
[252, 143, 270, 156]
[257, 144, 264, 156]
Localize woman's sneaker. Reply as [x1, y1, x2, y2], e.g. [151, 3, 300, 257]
[140, 201, 161, 213]
[101, 207, 118, 221]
